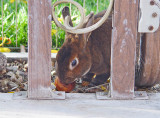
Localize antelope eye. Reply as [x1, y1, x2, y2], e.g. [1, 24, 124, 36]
[71, 59, 77, 67]
[69, 57, 79, 70]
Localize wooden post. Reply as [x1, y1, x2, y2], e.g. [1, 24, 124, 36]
[111, 0, 139, 99]
[135, 28, 160, 87]
[28, 0, 52, 99]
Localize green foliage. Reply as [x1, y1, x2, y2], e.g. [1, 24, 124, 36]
[0, 0, 28, 47]
[0, 0, 108, 49]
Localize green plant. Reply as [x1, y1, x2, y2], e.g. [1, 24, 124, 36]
[0, 0, 28, 47]
[0, 0, 109, 50]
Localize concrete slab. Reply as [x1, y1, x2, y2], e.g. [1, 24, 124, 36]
[0, 93, 160, 118]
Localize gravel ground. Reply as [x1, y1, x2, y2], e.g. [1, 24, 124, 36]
[0, 58, 111, 93]
[1, 52, 160, 93]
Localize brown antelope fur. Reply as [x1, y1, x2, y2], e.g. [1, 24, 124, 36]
[56, 7, 112, 85]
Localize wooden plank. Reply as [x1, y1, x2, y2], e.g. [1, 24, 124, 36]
[144, 28, 160, 85]
[28, 0, 52, 99]
[13, 91, 65, 100]
[135, 26, 160, 87]
[96, 91, 148, 100]
[111, 0, 139, 99]
[3, 52, 56, 63]
[3, 53, 56, 59]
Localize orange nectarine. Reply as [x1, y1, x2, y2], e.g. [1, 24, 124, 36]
[54, 77, 75, 92]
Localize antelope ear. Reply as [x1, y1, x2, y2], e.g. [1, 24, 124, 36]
[62, 6, 73, 27]
[62, 6, 73, 41]
[83, 13, 94, 44]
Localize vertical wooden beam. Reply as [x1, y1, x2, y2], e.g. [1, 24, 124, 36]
[111, 0, 139, 99]
[135, 28, 160, 87]
[28, 0, 52, 99]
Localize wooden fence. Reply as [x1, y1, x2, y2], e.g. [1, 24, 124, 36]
[27, 0, 160, 99]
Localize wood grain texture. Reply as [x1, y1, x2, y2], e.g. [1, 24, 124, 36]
[28, 0, 52, 99]
[111, 0, 139, 99]
[135, 27, 160, 87]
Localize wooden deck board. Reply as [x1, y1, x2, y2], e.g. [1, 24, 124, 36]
[3, 53, 56, 59]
